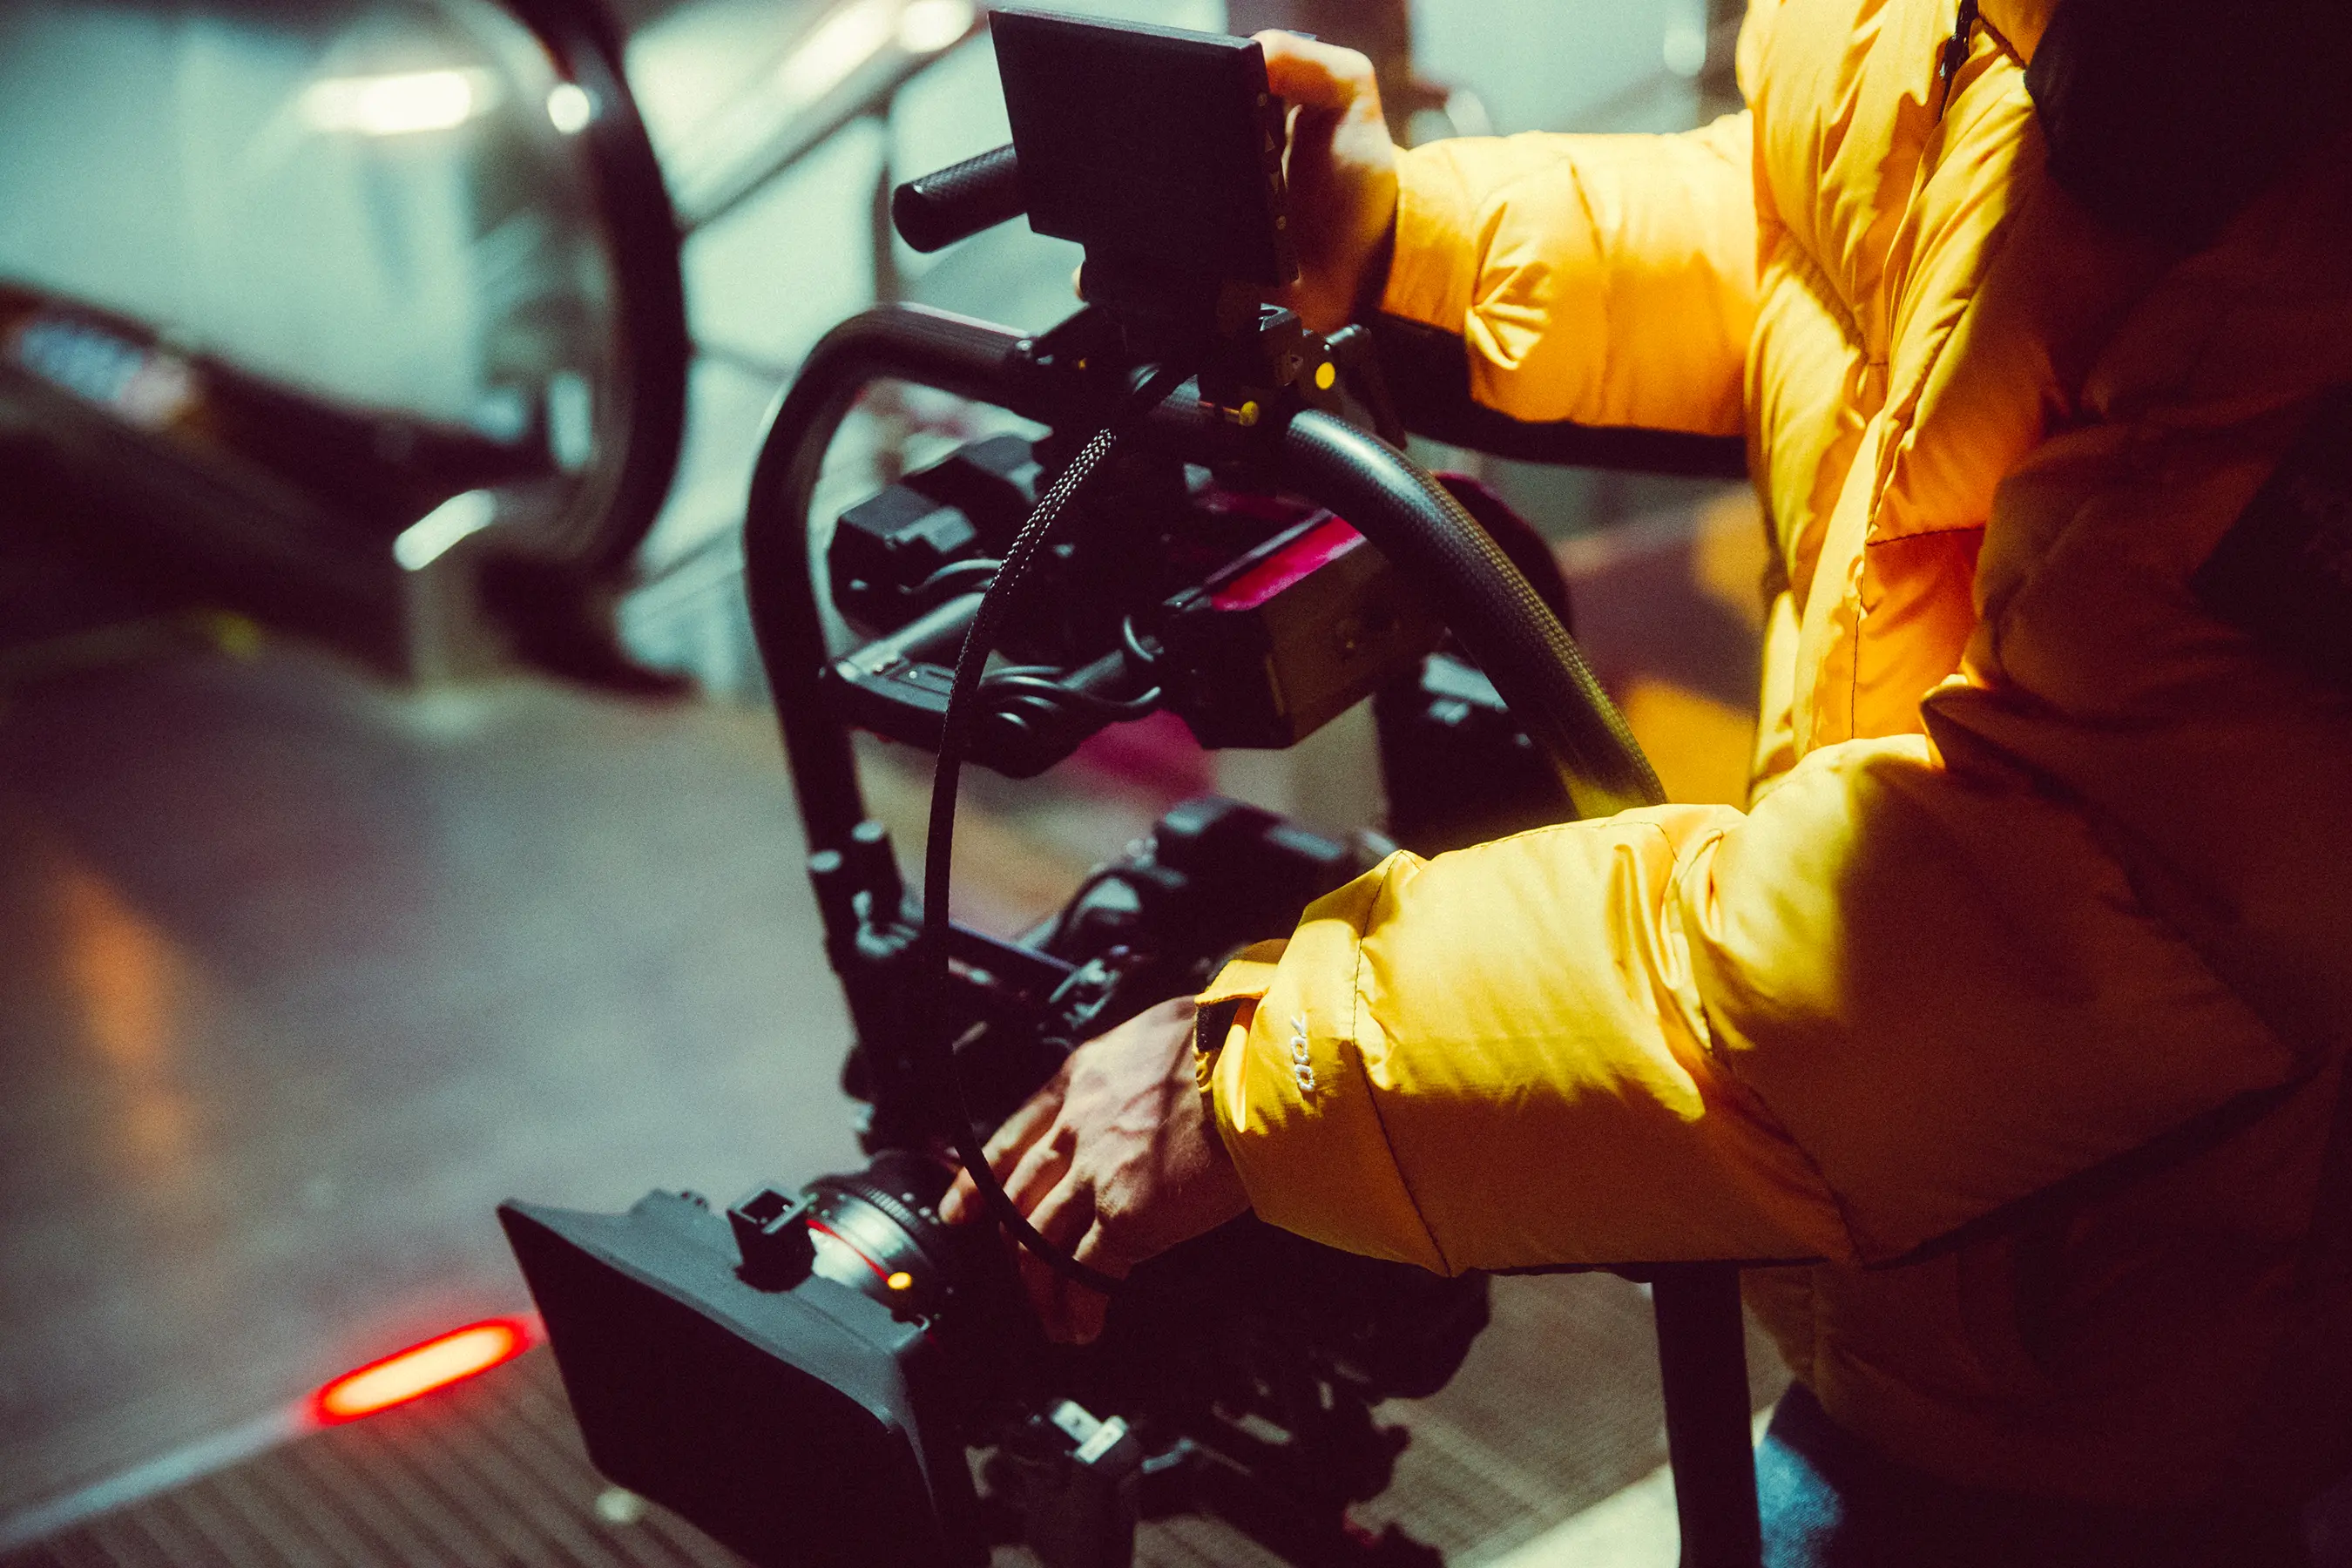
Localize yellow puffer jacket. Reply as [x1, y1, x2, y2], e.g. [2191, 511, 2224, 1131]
[1201, 0, 2352, 1505]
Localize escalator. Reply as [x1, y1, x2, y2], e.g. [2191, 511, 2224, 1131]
[0, 0, 686, 683]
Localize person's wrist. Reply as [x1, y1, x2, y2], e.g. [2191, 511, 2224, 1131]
[1192, 996, 1242, 1131]
[1193, 997, 1241, 1071]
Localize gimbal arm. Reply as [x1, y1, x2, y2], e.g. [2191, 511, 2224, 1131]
[742, 307, 1044, 855]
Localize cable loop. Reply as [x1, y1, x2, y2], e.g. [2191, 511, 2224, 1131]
[920, 362, 1190, 1296]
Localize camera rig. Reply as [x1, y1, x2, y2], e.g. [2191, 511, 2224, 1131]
[502, 12, 1763, 1568]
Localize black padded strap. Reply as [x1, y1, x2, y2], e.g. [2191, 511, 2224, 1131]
[1368, 314, 1748, 478]
[2027, 0, 2352, 249]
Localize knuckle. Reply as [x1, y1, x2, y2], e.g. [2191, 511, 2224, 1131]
[1091, 1193, 1134, 1239]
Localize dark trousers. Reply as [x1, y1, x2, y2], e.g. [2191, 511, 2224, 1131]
[1758, 1382, 2311, 1568]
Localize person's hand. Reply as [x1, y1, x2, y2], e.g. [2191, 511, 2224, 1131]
[1254, 30, 1400, 334]
[940, 997, 1250, 1343]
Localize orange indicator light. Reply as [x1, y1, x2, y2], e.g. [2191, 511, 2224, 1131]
[887, 1271, 915, 1292]
[314, 1318, 531, 1423]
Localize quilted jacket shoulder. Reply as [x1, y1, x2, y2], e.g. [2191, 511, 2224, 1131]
[1206, 0, 2352, 1504]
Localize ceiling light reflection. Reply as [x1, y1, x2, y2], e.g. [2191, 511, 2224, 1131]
[896, 0, 975, 55]
[545, 82, 594, 134]
[777, 0, 897, 108]
[302, 68, 494, 137]
[395, 489, 497, 571]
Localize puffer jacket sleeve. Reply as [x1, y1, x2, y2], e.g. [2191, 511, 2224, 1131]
[1380, 111, 1758, 436]
[1202, 733, 2298, 1274]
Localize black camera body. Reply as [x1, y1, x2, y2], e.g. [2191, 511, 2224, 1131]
[503, 798, 1494, 1568]
[824, 428, 1446, 774]
[502, 379, 1563, 1559]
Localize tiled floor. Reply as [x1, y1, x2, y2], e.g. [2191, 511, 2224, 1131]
[0, 1277, 1785, 1568]
[0, 644, 866, 1518]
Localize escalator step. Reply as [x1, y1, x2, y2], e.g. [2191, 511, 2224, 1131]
[3, 1275, 1746, 1566]
[0, 1349, 744, 1568]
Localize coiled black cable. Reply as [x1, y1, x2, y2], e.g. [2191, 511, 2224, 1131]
[922, 362, 1189, 1295]
[1119, 612, 1161, 672]
[980, 672, 1163, 721]
[911, 557, 1002, 603]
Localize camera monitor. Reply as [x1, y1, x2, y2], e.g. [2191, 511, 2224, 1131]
[990, 8, 1297, 288]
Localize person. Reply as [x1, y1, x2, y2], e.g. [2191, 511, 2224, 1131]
[942, 0, 2352, 1559]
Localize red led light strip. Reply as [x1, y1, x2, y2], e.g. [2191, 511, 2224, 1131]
[312, 1316, 536, 1424]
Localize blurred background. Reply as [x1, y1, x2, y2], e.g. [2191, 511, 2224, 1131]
[0, 0, 1774, 1563]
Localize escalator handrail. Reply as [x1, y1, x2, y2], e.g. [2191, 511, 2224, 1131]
[504, 0, 692, 579]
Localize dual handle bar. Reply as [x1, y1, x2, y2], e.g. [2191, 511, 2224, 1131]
[740, 303, 1763, 1566]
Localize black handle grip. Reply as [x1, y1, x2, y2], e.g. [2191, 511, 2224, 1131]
[891, 144, 1024, 253]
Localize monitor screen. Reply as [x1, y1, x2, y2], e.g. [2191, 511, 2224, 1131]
[992, 9, 1296, 288]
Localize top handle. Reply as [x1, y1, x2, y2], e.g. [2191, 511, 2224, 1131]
[891, 145, 1024, 253]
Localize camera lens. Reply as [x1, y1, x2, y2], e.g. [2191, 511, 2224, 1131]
[800, 1149, 959, 1317]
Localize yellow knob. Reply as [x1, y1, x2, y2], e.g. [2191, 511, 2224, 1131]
[1314, 361, 1337, 391]
[886, 1270, 914, 1292]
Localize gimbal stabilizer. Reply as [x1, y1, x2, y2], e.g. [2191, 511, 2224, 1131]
[505, 13, 1767, 1567]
